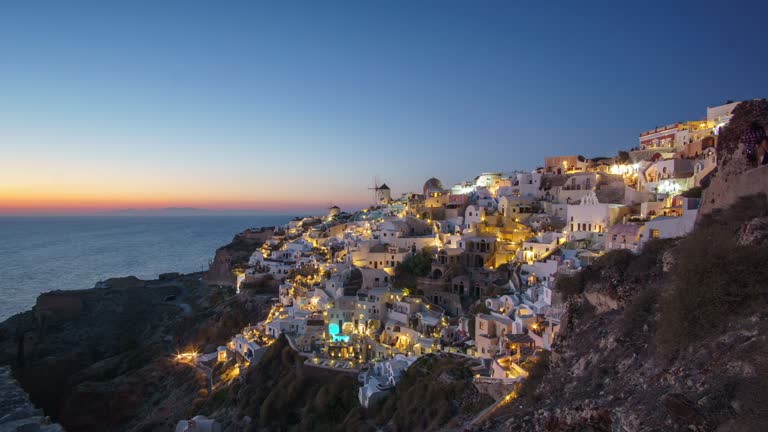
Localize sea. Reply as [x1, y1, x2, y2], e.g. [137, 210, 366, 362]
[0, 215, 293, 321]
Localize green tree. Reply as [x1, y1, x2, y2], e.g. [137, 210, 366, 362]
[617, 150, 630, 163]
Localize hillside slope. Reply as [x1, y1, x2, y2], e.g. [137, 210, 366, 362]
[486, 195, 768, 432]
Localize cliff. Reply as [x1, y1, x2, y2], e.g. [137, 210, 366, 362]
[484, 194, 768, 432]
[699, 99, 768, 216]
[193, 336, 492, 432]
[0, 366, 64, 431]
[700, 161, 768, 217]
[206, 228, 275, 287]
[369, 353, 494, 431]
[0, 273, 268, 432]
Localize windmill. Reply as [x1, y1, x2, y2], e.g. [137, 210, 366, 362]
[367, 176, 381, 206]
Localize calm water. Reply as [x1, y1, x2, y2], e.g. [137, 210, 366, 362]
[0, 215, 292, 321]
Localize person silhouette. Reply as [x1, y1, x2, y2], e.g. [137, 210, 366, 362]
[741, 124, 767, 167]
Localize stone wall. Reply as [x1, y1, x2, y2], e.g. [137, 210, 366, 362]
[699, 147, 768, 217]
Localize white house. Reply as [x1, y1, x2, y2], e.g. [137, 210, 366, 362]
[519, 232, 563, 263]
[520, 259, 560, 287]
[498, 196, 537, 219]
[358, 355, 416, 407]
[555, 172, 598, 205]
[605, 223, 645, 253]
[566, 191, 627, 236]
[693, 150, 717, 187]
[640, 197, 699, 247]
[464, 205, 485, 228]
[510, 172, 543, 198]
[231, 333, 261, 361]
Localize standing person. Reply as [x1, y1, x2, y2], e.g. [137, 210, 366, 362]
[761, 126, 768, 166]
[741, 124, 767, 167]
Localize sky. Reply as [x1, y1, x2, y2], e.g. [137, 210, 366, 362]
[1, 0, 766, 215]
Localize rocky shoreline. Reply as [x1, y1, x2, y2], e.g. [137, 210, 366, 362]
[0, 248, 269, 432]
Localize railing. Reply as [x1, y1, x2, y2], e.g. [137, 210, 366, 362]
[473, 375, 523, 385]
[639, 123, 678, 136]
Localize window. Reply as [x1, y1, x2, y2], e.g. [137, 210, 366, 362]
[650, 229, 660, 239]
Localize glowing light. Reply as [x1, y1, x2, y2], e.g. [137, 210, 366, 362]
[175, 351, 199, 362]
[657, 180, 683, 195]
[329, 323, 340, 335]
[609, 164, 638, 176]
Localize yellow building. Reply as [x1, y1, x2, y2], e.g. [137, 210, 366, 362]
[473, 214, 534, 268]
[477, 214, 533, 243]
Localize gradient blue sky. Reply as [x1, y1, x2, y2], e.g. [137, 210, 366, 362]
[1, 0, 766, 214]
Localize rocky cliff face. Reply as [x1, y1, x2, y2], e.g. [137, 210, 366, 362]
[484, 195, 768, 432]
[0, 366, 64, 431]
[0, 274, 266, 432]
[700, 99, 768, 217]
[200, 337, 492, 432]
[206, 228, 273, 287]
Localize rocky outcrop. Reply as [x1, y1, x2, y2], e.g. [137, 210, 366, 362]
[738, 216, 768, 246]
[700, 158, 768, 217]
[206, 228, 274, 287]
[0, 272, 264, 432]
[0, 366, 64, 432]
[0, 280, 185, 424]
[35, 293, 83, 323]
[484, 201, 768, 432]
[583, 291, 620, 313]
[699, 99, 768, 217]
[58, 359, 205, 432]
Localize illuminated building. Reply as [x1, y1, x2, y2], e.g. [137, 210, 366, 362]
[566, 191, 629, 236]
[544, 155, 586, 174]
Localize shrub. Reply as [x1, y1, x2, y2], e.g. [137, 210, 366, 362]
[395, 248, 433, 277]
[366, 355, 491, 431]
[554, 272, 586, 301]
[393, 247, 434, 288]
[625, 238, 675, 280]
[657, 194, 768, 355]
[238, 335, 361, 432]
[592, 249, 634, 272]
[682, 186, 702, 198]
[621, 286, 659, 340]
[240, 274, 276, 294]
[516, 351, 551, 405]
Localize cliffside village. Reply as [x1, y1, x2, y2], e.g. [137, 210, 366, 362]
[211, 101, 738, 408]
